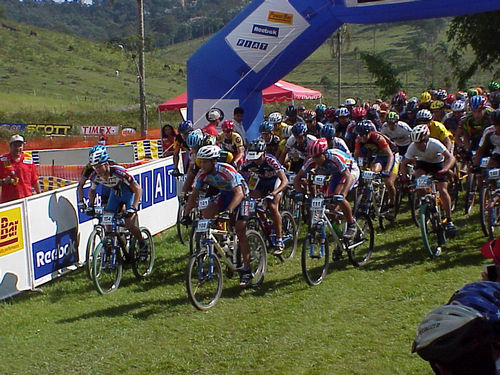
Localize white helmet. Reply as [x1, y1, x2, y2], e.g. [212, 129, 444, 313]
[197, 145, 221, 160]
[206, 108, 222, 121]
[268, 112, 283, 124]
[345, 98, 356, 106]
[411, 124, 430, 143]
[451, 100, 466, 112]
[416, 109, 433, 121]
[281, 125, 293, 139]
[337, 107, 350, 117]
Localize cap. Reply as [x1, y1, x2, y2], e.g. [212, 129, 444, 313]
[481, 237, 500, 265]
[10, 135, 25, 144]
[246, 151, 264, 160]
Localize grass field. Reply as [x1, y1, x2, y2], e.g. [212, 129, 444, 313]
[0, 196, 488, 374]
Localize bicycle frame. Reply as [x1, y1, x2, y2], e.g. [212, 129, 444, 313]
[357, 170, 387, 218]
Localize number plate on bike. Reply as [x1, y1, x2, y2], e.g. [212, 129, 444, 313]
[248, 199, 256, 213]
[481, 157, 490, 168]
[198, 198, 210, 210]
[313, 175, 327, 185]
[415, 176, 432, 189]
[311, 198, 324, 210]
[361, 170, 376, 180]
[102, 213, 113, 224]
[196, 219, 210, 232]
[288, 174, 295, 184]
[95, 207, 104, 215]
[489, 169, 500, 179]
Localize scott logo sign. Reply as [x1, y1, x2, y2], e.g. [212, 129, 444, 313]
[236, 39, 268, 51]
[0, 207, 24, 257]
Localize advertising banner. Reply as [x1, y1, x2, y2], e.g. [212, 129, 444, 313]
[0, 123, 27, 132]
[81, 125, 119, 135]
[0, 203, 31, 299]
[26, 124, 72, 135]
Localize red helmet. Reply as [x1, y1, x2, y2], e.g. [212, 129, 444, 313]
[307, 137, 328, 157]
[221, 120, 235, 132]
[445, 94, 456, 105]
[352, 106, 367, 119]
[324, 107, 336, 118]
[380, 102, 390, 111]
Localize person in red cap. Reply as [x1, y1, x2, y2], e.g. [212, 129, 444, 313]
[481, 237, 500, 282]
[0, 134, 40, 203]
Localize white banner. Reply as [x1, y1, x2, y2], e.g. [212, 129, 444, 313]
[80, 125, 119, 135]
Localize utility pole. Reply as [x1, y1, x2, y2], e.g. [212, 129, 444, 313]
[137, 0, 147, 138]
[337, 28, 343, 107]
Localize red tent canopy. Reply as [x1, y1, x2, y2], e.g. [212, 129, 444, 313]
[157, 80, 321, 112]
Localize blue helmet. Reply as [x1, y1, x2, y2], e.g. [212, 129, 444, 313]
[315, 104, 327, 117]
[178, 120, 193, 134]
[89, 145, 109, 166]
[355, 120, 373, 136]
[470, 95, 486, 110]
[448, 281, 500, 322]
[319, 123, 335, 139]
[186, 129, 203, 148]
[291, 122, 307, 137]
[259, 121, 274, 134]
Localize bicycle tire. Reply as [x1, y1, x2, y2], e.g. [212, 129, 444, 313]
[419, 203, 444, 258]
[487, 200, 500, 241]
[464, 173, 476, 215]
[132, 227, 155, 279]
[347, 213, 374, 267]
[91, 242, 123, 295]
[246, 229, 267, 287]
[176, 202, 191, 245]
[186, 249, 223, 310]
[281, 211, 298, 261]
[448, 172, 459, 212]
[480, 187, 490, 237]
[378, 190, 393, 230]
[409, 190, 420, 227]
[301, 229, 329, 286]
[85, 226, 104, 280]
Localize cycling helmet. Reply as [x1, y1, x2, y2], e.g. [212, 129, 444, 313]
[488, 81, 500, 92]
[467, 88, 479, 98]
[281, 125, 293, 138]
[451, 100, 466, 112]
[380, 102, 390, 111]
[337, 107, 350, 117]
[386, 111, 399, 123]
[206, 108, 222, 121]
[391, 91, 407, 106]
[352, 106, 367, 119]
[197, 145, 221, 160]
[411, 124, 430, 142]
[416, 109, 433, 121]
[345, 98, 356, 106]
[307, 137, 328, 157]
[259, 121, 274, 134]
[492, 109, 500, 125]
[268, 112, 283, 124]
[89, 145, 109, 166]
[406, 100, 419, 113]
[297, 104, 306, 111]
[319, 123, 336, 139]
[446, 94, 456, 105]
[303, 110, 317, 122]
[436, 89, 448, 101]
[285, 105, 297, 117]
[291, 122, 307, 137]
[221, 120, 235, 132]
[449, 282, 500, 320]
[202, 134, 217, 146]
[186, 129, 204, 148]
[324, 107, 336, 118]
[430, 100, 445, 110]
[178, 120, 193, 134]
[420, 91, 432, 104]
[470, 95, 486, 110]
[371, 104, 381, 112]
[477, 87, 485, 96]
[246, 138, 266, 160]
[456, 91, 468, 101]
[355, 120, 373, 136]
[315, 104, 326, 117]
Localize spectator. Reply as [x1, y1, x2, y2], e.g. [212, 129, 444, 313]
[0, 135, 40, 203]
[98, 128, 107, 145]
[232, 107, 247, 145]
[160, 124, 177, 157]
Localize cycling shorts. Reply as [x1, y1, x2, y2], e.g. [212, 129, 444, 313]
[105, 182, 135, 212]
[255, 177, 280, 196]
[218, 191, 249, 221]
[415, 161, 446, 182]
[326, 168, 360, 196]
[373, 154, 399, 175]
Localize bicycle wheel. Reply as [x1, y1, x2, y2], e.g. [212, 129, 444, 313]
[246, 229, 267, 287]
[487, 200, 500, 241]
[448, 172, 459, 212]
[281, 211, 298, 261]
[419, 203, 444, 258]
[378, 190, 394, 230]
[91, 242, 123, 295]
[347, 213, 374, 267]
[85, 226, 104, 280]
[132, 228, 155, 279]
[464, 173, 476, 215]
[186, 250, 223, 310]
[301, 228, 329, 286]
[480, 187, 491, 237]
[176, 202, 191, 245]
[409, 190, 420, 227]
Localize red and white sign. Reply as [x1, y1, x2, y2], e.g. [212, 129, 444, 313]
[121, 128, 137, 135]
[80, 126, 119, 135]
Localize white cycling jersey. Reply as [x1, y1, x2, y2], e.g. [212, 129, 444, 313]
[479, 125, 500, 155]
[381, 121, 412, 147]
[405, 138, 447, 164]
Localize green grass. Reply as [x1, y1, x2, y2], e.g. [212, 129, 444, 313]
[0, 196, 488, 374]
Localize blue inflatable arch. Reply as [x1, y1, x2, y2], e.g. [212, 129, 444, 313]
[187, 0, 500, 140]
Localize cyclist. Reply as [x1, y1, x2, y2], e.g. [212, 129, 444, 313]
[297, 104, 306, 119]
[381, 111, 412, 156]
[456, 95, 492, 152]
[400, 125, 457, 235]
[351, 106, 367, 124]
[241, 139, 288, 255]
[303, 110, 322, 138]
[488, 81, 500, 110]
[344, 98, 356, 113]
[203, 108, 221, 137]
[391, 91, 407, 114]
[279, 122, 317, 173]
[443, 100, 466, 137]
[367, 104, 383, 130]
[333, 107, 354, 139]
[324, 106, 336, 124]
[218, 120, 245, 167]
[412, 281, 500, 375]
[416, 109, 453, 152]
[400, 97, 419, 128]
[473, 109, 500, 170]
[293, 138, 360, 238]
[267, 112, 288, 140]
[315, 104, 327, 124]
[181, 145, 253, 287]
[258, 121, 280, 157]
[86, 146, 148, 257]
[420, 91, 432, 110]
[430, 100, 446, 122]
[353, 120, 399, 213]
[172, 120, 194, 176]
[284, 105, 303, 125]
[319, 123, 350, 155]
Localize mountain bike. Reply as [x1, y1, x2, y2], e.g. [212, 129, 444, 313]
[85, 206, 105, 279]
[91, 211, 155, 294]
[481, 168, 500, 240]
[173, 172, 192, 246]
[186, 198, 267, 310]
[280, 172, 303, 234]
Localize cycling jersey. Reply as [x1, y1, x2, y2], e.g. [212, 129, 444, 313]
[442, 112, 463, 133]
[381, 121, 412, 147]
[428, 120, 453, 143]
[301, 149, 357, 176]
[217, 132, 244, 155]
[261, 135, 281, 156]
[90, 165, 135, 190]
[355, 132, 398, 156]
[399, 112, 417, 128]
[272, 122, 289, 139]
[405, 138, 447, 164]
[194, 162, 248, 194]
[478, 125, 500, 155]
[334, 119, 356, 139]
[460, 109, 493, 147]
[173, 134, 188, 152]
[285, 134, 317, 161]
[330, 137, 351, 155]
[284, 116, 304, 126]
[241, 154, 283, 180]
[346, 121, 377, 144]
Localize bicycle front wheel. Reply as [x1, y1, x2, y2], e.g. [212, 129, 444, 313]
[186, 250, 223, 310]
[247, 229, 267, 287]
[480, 187, 490, 237]
[176, 202, 191, 245]
[132, 228, 155, 279]
[347, 213, 374, 267]
[464, 173, 476, 215]
[409, 190, 420, 227]
[281, 211, 298, 261]
[419, 203, 444, 258]
[91, 243, 123, 295]
[301, 229, 329, 286]
[85, 226, 104, 280]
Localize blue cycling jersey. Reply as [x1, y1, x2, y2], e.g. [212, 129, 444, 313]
[194, 162, 248, 194]
[240, 154, 284, 180]
[302, 149, 356, 175]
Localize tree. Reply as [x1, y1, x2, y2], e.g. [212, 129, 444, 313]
[359, 52, 402, 99]
[447, 10, 500, 88]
